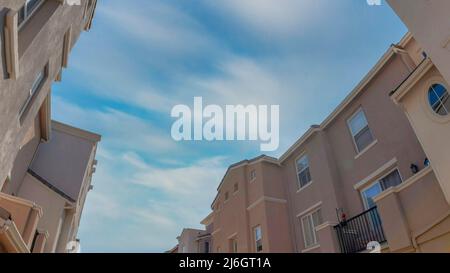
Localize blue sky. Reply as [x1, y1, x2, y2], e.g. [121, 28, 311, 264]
[52, 0, 407, 252]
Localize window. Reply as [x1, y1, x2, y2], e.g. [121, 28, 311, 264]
[301, 209, 322, 248]
[18, 0, 45, 29]
[296, 155, 312, 189]
[250, 170, 256, 181]
[233, 183, 238, 193]
[204, 242, 209, 253]
[224, 192, 229, 201]
[254, 226, 262, 252]
[428, 83, 450, 116]
[229, 238, 238, 253]
[19, 65, 47, 119]
[348, 109, 375, 153]
[361, 169, 403, 209]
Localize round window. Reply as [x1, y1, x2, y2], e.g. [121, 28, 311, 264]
[428, 83, 450, 116]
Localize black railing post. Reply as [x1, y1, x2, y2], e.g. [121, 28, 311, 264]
[333, 206, 387, 253]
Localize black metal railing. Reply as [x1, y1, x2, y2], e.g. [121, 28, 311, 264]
[334, 206, 386, 253]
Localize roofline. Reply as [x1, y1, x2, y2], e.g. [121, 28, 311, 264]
[279, 39, 407, 163]
[398, 32, 413, 48]
[52, 120, 102, 143]
[27, 169, 76, 203]
[200, 211, 214, 226]
[211, 155, 279, 208]
[390, 58, 433, 103]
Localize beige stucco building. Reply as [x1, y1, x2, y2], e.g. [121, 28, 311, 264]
[176, 31, 450, 253]
[0, 0, 99, 253]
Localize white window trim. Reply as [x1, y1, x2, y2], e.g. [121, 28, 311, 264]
[421, 77, 450, 124]
[18, 0, 45, 30]
[294, 153, 312, 190]
[300, 208, 321, 249]
[353, 158, 398, 190]
[347, 107, 377, 155]
[301, 244, 321, 253]
[360, 167, 403, 210]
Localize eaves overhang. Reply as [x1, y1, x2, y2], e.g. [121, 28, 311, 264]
[390, 58, 434, 104]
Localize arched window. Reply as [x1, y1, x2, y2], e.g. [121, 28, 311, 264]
[428, 83, 450, 116]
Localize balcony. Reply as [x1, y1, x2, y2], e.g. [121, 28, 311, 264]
[334, 207, 387, 253]
[0, 193, 43, 252]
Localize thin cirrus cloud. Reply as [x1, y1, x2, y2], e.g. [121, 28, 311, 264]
[52, 0, 407, 252]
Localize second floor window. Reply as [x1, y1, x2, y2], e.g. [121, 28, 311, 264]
[296, 155, 312, 189]
[224, 192, 229, 201]
[254, 226, 262, 252]
[348, 108, 375, 153]
[361, 169, 403, 209]
[18, 0, 45, 29]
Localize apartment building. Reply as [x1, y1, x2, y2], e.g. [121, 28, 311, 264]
[380, 0, 450, 253]
[188, 32, 450, 253]
[0, 0, 98, 253]
[207, 156, 292, 253]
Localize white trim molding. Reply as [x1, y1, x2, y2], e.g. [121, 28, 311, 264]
[315, 221, 338, 232]
[353, 158, 398, 190]
[301, 244, 321, 253]
[247, 196, 287, 211]
[373, 166, 433, 203]
[296, 201, 322, 218]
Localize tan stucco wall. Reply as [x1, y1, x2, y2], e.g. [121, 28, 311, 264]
[0, 0, 93, 191]
[279, 50, 427, 252]
[388, 0, 450, 85]
[17, 173, 68, 253]
[397, 66, 450, 203]
[211, 159, 292, 253]
[177, 229, 204, 253]
[376, 169, 450, 253]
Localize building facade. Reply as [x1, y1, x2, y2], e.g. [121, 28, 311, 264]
[179, 32, 450, 253]
[0, 0, 99, 253]
[384, 0, 450, 253]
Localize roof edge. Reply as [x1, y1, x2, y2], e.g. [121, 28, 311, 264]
[52, 120, 101, 143]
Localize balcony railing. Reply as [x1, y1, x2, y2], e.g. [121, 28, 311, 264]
[334, 206, 386, 253]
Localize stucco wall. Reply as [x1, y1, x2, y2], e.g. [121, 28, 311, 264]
[0, 0, 92, 191]
[388, 0, 450, 85]
[18, 173, 67, 253]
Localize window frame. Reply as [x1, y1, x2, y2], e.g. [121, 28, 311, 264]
[295, 154, 312, 190]
[253, 225, 263, 253]
[300, 208, 322, 249]
[360, 168, 403, 209]
[427, 83, 450, 116]
[18, 0, 45, 30]
[250, 170, 256, 182]
[19, 64, 48, 123]
[347, 108, 376, 154]
[229, 238, 238, 253]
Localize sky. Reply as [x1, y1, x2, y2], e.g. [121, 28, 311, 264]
[52, 0, 407, 252]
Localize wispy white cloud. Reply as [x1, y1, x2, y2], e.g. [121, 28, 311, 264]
[206, 0, 338, 39]
[52, 96, 179, 156]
